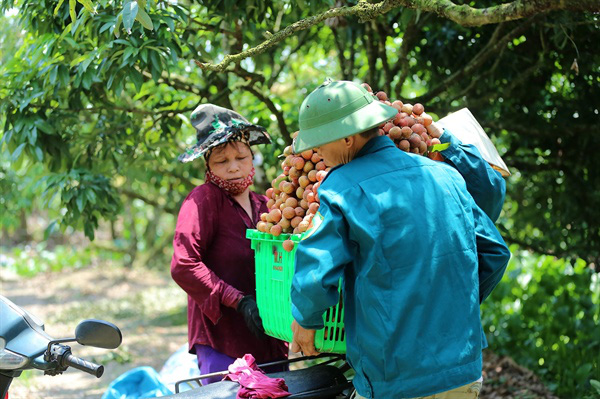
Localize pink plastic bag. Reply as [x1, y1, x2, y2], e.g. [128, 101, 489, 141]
[225, 354, 291, 399]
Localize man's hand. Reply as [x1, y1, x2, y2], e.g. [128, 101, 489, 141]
[427, 120, 443, 139]
[291, 319, 320, 356]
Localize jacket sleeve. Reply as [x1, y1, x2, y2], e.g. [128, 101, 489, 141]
[291, 192, 354, 330]
[473, 203, 511, 303]
[171, 190, 244, 325]
[440, 129, 506, 222]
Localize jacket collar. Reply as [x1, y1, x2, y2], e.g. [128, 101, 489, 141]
[323, 136, 394, 183]
[355, 135, 394, 159]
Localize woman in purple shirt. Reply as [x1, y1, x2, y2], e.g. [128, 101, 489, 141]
[172, 104, 287, 384]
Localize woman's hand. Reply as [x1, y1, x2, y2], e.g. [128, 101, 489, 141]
[291, 320, 320, 356]
[236, 296, 266, 338]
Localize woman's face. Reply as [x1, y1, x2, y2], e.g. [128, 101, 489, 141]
[207, 141, 253, 182]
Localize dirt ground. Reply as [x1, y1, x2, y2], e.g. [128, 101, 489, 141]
[1, 265, 559, 399]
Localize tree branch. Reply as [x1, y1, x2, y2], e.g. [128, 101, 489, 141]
[365, 22, 378, 88]
[190, 18, 239, 38]
[195, 0, 402, 72]
[375, 21, 393, 94]
[391, 13, 423, 96]
[349, 28, 357, 76]
[119, 188, 178, 214]
[504, 236, 562, 258]
[332, 27, 352, 80]
[29, 104, 196, 116]
[267, 30, 315, 87]
[240, 83, 291, 144]
[465, 69, 538, 111]
[194, 0, 600, 73]
[505, 233, 598, 267]
[141, 70, 204, 95]
[405, 0, 600, 27]
[413, 18, 535, 104]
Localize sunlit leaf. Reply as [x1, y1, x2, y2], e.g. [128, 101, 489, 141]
[69, 0, 77, 23]
[54, 0, 66, 16]
[12, 143, 27, 161]
[136, 8, 154, 30]
[114, 13, 123, 38]
[77, 0, 95, 13]
[123, 1, 139, 33]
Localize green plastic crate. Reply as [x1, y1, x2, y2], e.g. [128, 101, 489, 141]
[246, 229, 346, 354]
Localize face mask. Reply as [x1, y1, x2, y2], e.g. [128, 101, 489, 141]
[205, 167, 255, 195]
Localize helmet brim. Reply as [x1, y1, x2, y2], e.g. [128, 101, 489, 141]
[293, 101, 397, 153]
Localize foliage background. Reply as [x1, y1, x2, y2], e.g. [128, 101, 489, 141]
[1, 1, 599, 398]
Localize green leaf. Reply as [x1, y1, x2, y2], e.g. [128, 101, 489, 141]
[113, 39, 131, 46]
[140, 48, 148, 63]
[130, 68, 144, 91]
[114, 13, 123, 38]
[82, 69, 93, 89]
[136, 8, 154, 30]
[149, 50, 162, 78]
[58, 65, 70, 87]
[76, 0, 95, 13]
[76, 194, 85, 212]
[69, 0, 77, 23]
[54, 0, 66, 16]
[575, 363, 593, 384]
[150, 62, 161, 82]
[164, 15, 175, 32]
[28, 126, 38, 145]
[44, 221, 59, 240]
[49, 65, 58, 85]
[123, 1, 139, 33]
[121, 46, 137, 66]
[100, 21, 114, 34]
[590, 380, 600, 394]
[78, 53, 95, 72]
[429, 143, 450, 152]
[107, 71, 117, 89]
[2, 129, 13, 145]
[34, 119, 56, 134]
[83, 222, 95, 240]
[85, 189, 97, 204]
[12, 143, 27, 161]
[70, 8, 87, 36]
[35, 147, 44, 161]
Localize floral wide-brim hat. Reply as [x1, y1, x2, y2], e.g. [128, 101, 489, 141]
[178, 103, 272, 163]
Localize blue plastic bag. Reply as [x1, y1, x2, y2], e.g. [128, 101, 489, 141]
[101, 366, 173, 399]
[159, 344, 200, 393]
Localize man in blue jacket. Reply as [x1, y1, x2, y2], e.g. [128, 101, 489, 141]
[290, 80, 511, 398]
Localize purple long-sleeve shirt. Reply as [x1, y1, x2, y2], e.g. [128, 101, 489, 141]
[171, 182, 288, 362]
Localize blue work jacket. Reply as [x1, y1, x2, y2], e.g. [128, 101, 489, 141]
[291, 136, 510, 398]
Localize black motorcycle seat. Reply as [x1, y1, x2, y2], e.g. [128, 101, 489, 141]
[162, 364, 349, 399]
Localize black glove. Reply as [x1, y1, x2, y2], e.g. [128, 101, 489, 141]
[236, 296, 266, 339]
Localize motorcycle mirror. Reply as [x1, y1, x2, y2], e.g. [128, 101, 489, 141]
[75, 319, 123, 349]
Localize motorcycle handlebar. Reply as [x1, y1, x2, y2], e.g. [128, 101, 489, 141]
[63, 353, 104, 378]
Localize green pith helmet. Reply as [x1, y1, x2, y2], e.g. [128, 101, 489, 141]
[293, 79, 397, 153]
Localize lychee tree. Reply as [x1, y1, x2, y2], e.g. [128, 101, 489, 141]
[1, 0, 599, 395]
[3, 0, 597, 265]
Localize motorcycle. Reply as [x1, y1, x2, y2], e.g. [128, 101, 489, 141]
[0, 295, 354, 399]
[0, 295, 122, 399]
[165, 353, 354, 399]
